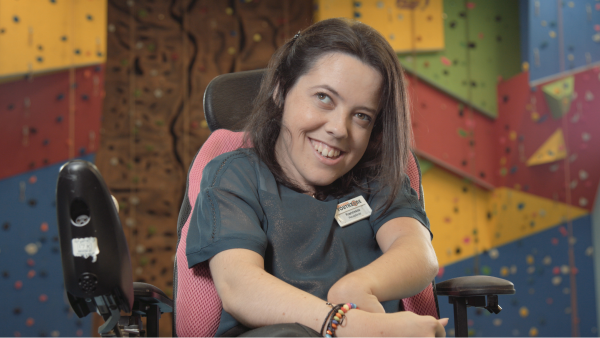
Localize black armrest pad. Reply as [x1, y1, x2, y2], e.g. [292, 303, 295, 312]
[436, 276, 515, 297]
[133, 282, 174, 313]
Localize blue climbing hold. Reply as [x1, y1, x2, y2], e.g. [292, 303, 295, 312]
[56, 93, 64, 101]
[13, 16, 19, 23]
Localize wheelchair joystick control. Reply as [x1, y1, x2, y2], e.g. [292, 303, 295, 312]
[78, 272, 99, 294]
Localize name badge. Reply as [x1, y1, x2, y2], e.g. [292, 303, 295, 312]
[335, 195, 372, 227]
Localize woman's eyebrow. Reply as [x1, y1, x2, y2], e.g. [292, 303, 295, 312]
[310, 84, 378, 115]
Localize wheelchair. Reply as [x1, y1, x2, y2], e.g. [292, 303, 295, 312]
[56, 69, 515, 337]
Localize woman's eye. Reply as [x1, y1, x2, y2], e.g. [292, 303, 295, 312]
[355, 113, 372, 122]
[317, 93, 332, 104]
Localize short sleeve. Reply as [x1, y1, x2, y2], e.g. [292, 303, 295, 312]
[368, 175, 431, 239]
[186, 151, 268, 268]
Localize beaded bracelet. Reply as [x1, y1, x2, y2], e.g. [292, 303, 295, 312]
[320, 303, 358, 337]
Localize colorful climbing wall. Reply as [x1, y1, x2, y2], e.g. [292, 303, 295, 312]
[96, 0, 313, 335]
[315, 0, 445, 53]
[0, 155, 95, 337]
[0, 1, 107, 336]
[400, 0, 522, 119]
[438, 215, 597, 337]
[410, 76, 498, 189]
[521, 0, 600, 84]
[496, 68, 600, 211]
[0, 0, 107, 79]
[0, 65, 104, 180]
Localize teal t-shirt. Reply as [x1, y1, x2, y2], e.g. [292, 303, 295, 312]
[186, 148, 431, 336]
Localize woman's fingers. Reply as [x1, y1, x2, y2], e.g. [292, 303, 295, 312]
[435, 319, 447, 337]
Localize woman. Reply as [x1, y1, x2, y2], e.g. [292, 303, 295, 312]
[186, 18, 447, 337]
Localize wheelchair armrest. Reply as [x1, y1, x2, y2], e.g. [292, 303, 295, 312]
[436, 275, 515, 297]
[133, 282, 174, 314]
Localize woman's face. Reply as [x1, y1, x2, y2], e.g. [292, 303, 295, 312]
[275, 52, 383, 193]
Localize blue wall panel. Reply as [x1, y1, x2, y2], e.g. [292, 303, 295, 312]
[438, 215, 597, 337]
[0, 155, 94, 337]
[526, 0, 561, 82]
[562, 0, 600, 71]
[522, 0, 600, 83]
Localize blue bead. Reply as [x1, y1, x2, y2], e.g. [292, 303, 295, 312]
[325, 335, 332, 338]
[332, 320, 338, 325]
[351, 303, 357, 309]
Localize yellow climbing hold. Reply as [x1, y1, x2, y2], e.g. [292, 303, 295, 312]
[226, 7, 233, 15]
[531, 112, 540, 121]
[526, 255, 534, 265]
[529, 327, 538, 337]
[500, 266, 509, 277]
[509, 131, 517, 141]
[520, 306, 529, 318]
[253, 33, 262, 42]
[522, 61, 530, 72]
[228, 47, 236, 55]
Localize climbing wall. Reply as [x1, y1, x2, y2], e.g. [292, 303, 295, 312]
[315, 0, 445, 53]
[0, 156, 96, 337]
[0, 66, 104, 180]
[438, 215, 597, 337]
[400, 0, 522, 118]
[521, 0, 600, 84]
[496, 68, 600, 211]
[0, 1, 107, 336]
[0, 0, 106, 79]
[96, 0, 313, 335]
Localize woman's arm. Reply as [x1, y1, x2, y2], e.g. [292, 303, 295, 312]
[327, 217, 438, 311]
[209, 247, 446, 337]
[209, 248, 331, 332]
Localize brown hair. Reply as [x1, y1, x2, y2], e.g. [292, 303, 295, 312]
[244, 18, 413, 212]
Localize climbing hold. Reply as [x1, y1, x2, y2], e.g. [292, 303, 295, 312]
[25, 243, 38, 255]
[529, 327, 539, 337]
[14, 280, 23, 290]
[519, 307, 529, 318]
[526, 255, 534, 265]
[552, 276, 562, 285]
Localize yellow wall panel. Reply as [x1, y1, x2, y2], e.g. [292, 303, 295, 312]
[314, 0, 444, 53]
[488, 188, 589, 248]
[0, 0, 106, 78]
[422, 166, 493, 267]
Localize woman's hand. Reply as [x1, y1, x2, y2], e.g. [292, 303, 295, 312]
[336, 310, 448, 337]
[328, 272, 385, 313]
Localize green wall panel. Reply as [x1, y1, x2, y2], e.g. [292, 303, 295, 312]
[400, 0, 522, 118]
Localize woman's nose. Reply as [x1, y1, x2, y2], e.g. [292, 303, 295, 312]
[324, 109, 349, 139]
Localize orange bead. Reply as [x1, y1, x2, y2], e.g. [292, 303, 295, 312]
[327, 330, 332, 335]
[331, 323, 337, 329]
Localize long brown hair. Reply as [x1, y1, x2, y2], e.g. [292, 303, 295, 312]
[244, 18, 413, 212]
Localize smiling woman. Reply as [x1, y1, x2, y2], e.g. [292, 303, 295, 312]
[185, 18, 446, 337]
[275, 52, 382, 192]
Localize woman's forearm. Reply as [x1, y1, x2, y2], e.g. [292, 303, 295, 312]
[209, 248, 334, 333]
[328, 219, 438, 306]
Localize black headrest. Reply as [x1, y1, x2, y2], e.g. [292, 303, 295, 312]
[56, 160, 133, 316]
[203, 69, 265, 132]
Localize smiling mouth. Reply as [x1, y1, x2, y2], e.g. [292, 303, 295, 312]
[309, 138, 343, 159]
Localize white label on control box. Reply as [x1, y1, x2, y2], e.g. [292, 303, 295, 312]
[72, 237, 99, 262]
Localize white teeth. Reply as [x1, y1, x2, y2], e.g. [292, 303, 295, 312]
[312, 139, 341, 158]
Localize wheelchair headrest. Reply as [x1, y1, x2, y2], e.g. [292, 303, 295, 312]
[203, 69, 265, 132]
[56, 160, 133, 315]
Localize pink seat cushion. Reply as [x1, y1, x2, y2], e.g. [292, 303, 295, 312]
[176, 130, 247, 337]
[175, 130, 437, 336]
